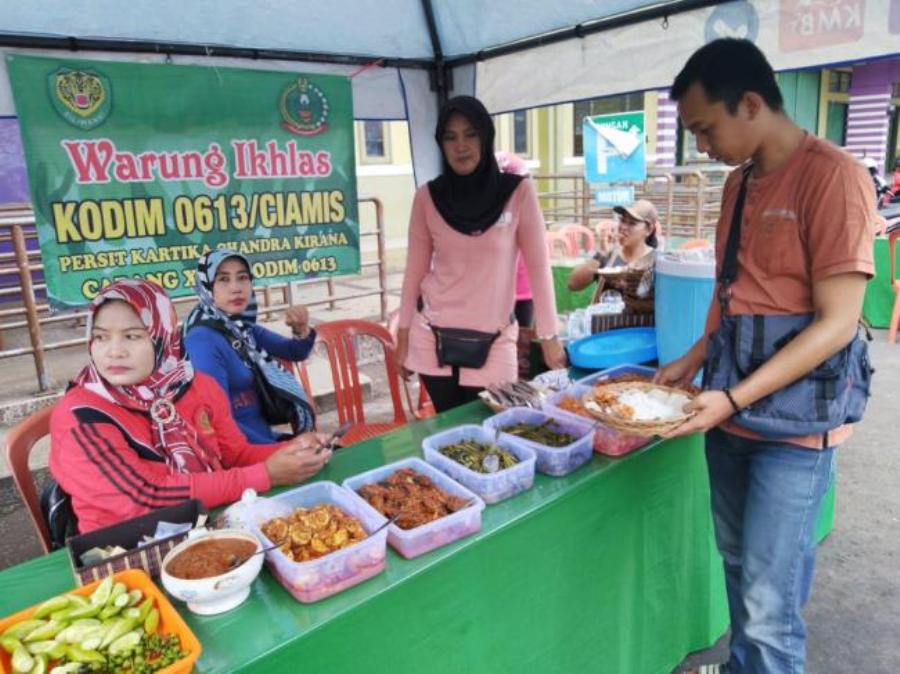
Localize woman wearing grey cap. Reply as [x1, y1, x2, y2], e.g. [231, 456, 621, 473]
[567, 199, 659, 292]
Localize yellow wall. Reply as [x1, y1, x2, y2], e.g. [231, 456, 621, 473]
[353, 120, 416, 269]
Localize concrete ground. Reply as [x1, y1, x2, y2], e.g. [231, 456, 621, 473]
[0, 269, 898, 673]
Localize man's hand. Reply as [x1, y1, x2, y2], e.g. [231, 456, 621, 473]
[653, 344, 705, 389]
[663, 390, 733, 437]
[285, 305, 311, 338]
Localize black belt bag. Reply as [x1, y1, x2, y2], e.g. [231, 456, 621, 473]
[430, 325, 501, 369]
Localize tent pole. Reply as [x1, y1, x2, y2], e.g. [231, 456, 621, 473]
[0, 34, 433, 70]
[445, 0, 727, 67]
[419, 0, 449, 105]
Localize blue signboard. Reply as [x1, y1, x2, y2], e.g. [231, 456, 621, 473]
[583, 111, 646, 184]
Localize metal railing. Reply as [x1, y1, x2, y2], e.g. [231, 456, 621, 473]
[0, 197, 389, 392]
[533, 165, 726, 240]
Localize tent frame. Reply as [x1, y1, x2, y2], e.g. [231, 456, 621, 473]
[0, 0, 726, 105]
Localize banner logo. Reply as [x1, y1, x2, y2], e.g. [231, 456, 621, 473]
[50, 67, 111, 129]
[279, 77, 329, 136]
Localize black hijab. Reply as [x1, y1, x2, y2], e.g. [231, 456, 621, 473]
[428, 96, 524, 236]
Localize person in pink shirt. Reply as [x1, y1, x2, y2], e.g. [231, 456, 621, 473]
[394, 96, 566, 412]
[496, 151, 535, 328]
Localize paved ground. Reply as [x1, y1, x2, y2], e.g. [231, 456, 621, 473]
[0, 269, 897, 673]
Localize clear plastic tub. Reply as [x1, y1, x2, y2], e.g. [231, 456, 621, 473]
[482, 407, 594, 476]
[421, 425, 536, 504]
[246, 481, 387, 603]
[575, 363, 657, 388]
[342, 457, 485, 559]
[543, 384, 651, 457]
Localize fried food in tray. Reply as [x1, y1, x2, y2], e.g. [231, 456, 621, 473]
[556, 395, 594, 419]
[261, 504, 367, 563]
[356, 468, 470, 530]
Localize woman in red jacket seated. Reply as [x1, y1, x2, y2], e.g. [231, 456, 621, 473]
[50, 279, 331, 534]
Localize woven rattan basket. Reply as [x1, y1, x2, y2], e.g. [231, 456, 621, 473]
[581, 381, 694, 436]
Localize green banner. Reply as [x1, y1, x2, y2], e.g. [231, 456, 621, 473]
[7, 55, 359, 309]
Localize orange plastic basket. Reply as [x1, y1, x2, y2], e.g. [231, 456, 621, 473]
[0, 569, 201, 674]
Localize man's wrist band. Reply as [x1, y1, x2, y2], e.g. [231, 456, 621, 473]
[722, 387, 742, 414]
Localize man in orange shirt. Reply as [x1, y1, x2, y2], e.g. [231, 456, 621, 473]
[658, 39, 874, 674]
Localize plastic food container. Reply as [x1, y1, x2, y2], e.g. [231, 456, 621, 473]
[575, 363, 657, 387]
[482, 407, 594, 476]
[543, 383, 651, 457]
[247, 481, 388, 603]
[422, 425, 536, 504]
[0, 569, 201, 674]
[343, 457, 485, 559]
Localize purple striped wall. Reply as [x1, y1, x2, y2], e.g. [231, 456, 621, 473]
[655, 89, 678, 168]
[844, 60, 900, 169]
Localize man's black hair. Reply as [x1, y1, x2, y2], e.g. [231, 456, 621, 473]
[670, 39, 783, 113]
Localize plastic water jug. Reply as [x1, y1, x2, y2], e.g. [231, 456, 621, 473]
[654, 252, 715, 366]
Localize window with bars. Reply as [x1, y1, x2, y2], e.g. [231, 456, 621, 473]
[513, 110, 529, 155]
[573, 93, 644, 156]
[363, 121, 387, 158]
[828, 70, 852, 94]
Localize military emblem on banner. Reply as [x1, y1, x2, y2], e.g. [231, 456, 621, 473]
[48, 67, 112, 130]
[279, 77, 330, 136]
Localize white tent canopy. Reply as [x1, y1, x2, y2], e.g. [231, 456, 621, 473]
[0, 0, 897, 182]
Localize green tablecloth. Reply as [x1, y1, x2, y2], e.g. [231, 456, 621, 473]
[0, 405, 731, 674]
[863, 238, 893, 328]
[552, 262, 595, 313]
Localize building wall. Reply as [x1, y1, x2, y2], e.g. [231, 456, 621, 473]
[844, 60, 900, 170]
[354, 120, 416, 266]
[351, 54, 900, 266]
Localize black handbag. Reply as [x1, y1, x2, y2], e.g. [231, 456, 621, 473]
[41, 478, 79, 550]
[223, 334, 295, 426]
[248, 358, 296, 426]
[430, 325, 501, 369]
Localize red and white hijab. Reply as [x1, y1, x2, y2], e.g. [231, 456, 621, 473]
[74, 279, 221, 473]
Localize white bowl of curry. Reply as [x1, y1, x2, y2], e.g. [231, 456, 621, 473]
[160, 528, 264, 615]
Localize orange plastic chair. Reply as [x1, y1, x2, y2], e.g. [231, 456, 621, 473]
[679, 238, 712, 250]
[559, 224, 596, 255]
[313, 320, 408, 445]
[546, 231, 575, 258]
[5, 405, 54, 553]
[889, 230, 900, 344]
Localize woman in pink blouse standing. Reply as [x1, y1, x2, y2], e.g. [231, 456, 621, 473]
[394, 96, 566, 412]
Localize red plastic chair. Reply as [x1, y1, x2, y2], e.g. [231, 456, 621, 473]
[546, 231, 575, 258]
[889, 230, 900, 344]
[313, 320, 408, 445]
[559, 224, 596, 255]
[5, 405, 54, 553]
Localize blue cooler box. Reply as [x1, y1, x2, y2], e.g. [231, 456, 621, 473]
[654, 254, 715, 366]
